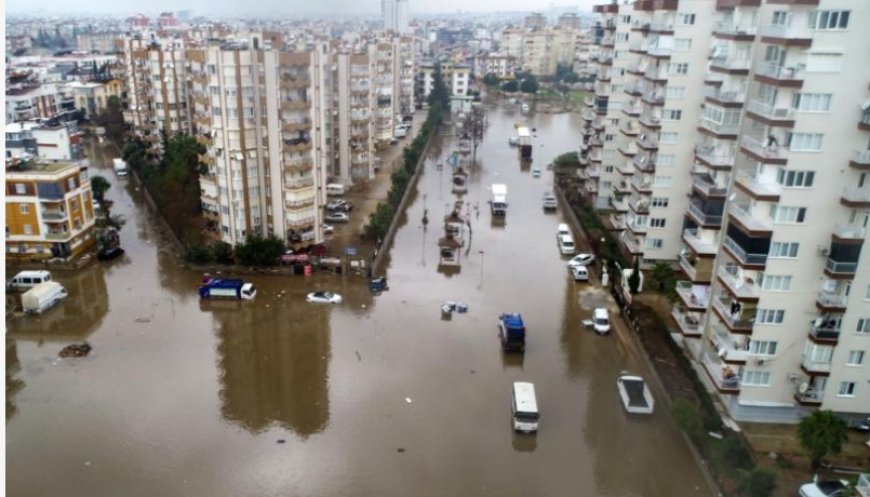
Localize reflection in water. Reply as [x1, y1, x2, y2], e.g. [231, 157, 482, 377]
[210, 295, 331, 437]
[6, 339, 23, 422]
[500, 350, 525, 370]
[6, 264, 109, 342]
[511, 431, 537, 453]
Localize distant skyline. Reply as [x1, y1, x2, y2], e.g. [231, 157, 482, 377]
[6, 0, 600, 16]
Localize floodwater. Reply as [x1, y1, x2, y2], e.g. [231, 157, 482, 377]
[6, 99, 714, 497]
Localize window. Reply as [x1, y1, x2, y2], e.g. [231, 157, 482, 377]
[23, 224, 33, 235]
[673, 38, 692, 51]
[645, 238, 663, 249]
[663, 109, 682, 121]
[786, 133, 823, 151]
[847, 350, 864, 366]
[808, 10, 850, 30]
[653, 175, 672, 186]
[620, 15, 631, 23]
[750, 341, 778, 356]
[769, 242, 799, 258]
[212, 106, 222, 116]
[67, 178, 76, 190]
[651, 197, 669, 208]
[771, 11, 790, 26]
[770, 205, 807, 224]
[857, 318, 870, 334]
[604, 165, 614, 173]
[676, 13, 695, 25]
[605, 134, 615, 142]
[669, 63, 688, 75]
[793, 93, 832, 112]
[19, 204, 29, 214]
[838, 381, 855, 397]
[650, 218, 666, 228]
[601, 181, 612, 190]
[660, 132, 678, 143]
[777, 169, 815, 188]
[742, 371, 771, 386]
[756, 309, 785, 324]
[666, 86, 685, 99]
[761, 275, 792, 291]
[657, 154, 675, 166]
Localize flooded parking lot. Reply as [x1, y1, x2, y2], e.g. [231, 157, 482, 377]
[6, 99, 714, 497]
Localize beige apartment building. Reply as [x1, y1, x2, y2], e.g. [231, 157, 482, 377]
[589, 0, 869, 424]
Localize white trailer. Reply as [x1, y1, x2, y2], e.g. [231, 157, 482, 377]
[491, 184, 508, 215]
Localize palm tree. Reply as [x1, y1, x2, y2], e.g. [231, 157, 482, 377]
[798, 410, 848, 469]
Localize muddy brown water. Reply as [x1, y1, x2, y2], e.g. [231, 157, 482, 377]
[6, 102, 713, 497]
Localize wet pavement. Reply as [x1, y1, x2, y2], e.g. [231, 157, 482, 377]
[6, 100, 714, 497]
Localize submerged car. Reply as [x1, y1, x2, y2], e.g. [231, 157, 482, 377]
[322, 224, 335, 234]
[306, 291, 343, 304]
[326, 199, 353, 212]
[567, 253, 595, 268]
[325, 212, 349, 223]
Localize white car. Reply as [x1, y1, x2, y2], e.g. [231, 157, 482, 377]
[572, 266, 589, 282]
[557, 234, 576, 255]
[306, 291, 343, 304]
[799, 481, 847, 497]
[556, 223, 571, 239]
[322, 224, 335, 234]
[567, 253, 595, 268]
[325, 212, 349, 223]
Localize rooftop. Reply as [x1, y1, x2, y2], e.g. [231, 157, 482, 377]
[6, 159, 81, 175]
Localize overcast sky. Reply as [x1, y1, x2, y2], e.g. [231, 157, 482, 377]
[7, 0, 599, 16]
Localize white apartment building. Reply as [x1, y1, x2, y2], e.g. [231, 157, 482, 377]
[590, 0, 870, 424]
[497, 25, 584, 77]
[419, 62, 470, 99]
[382, 0, 410, 34]
[472, 53, 518, 79]
[189, 43, 331, 248]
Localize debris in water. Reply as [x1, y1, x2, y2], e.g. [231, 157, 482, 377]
[356, 351, 362, 362]
[405, 397, 413, 404]
[470, 369, 476, 374]
[277, 439, 286, 444]
[84, 461, 91, 466]
[397, 448, 405, 453]
[134, 316, 151, 323]
[59, 343, 92, 358]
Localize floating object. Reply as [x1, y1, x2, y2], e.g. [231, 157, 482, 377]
[405, 397, 413, 404]
[456, 302, 468, 313]
[59, 343, 92, 358]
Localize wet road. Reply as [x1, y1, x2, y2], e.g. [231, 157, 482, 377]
[6, 101, 713, 497]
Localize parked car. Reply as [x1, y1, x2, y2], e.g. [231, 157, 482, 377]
[567, 253, 595, 268]
[306, 291, 343, 304]
[572, 266, 589, 282]
[557, 234, 576, 255]
[556, 223, 571, 239]
[326, 199, 353, 212]
[799, 480, 847, 497]
[325, 212, 350, 223]
[322, 224, 335, 234]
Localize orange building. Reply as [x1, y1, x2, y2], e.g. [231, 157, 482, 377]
[5, 159, 96, 261]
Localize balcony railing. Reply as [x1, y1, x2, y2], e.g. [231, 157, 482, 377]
[702, 354, 740, 391]
[620, 232, 643, 253]
[671, 307, 702, 335]
[759, 25, 812, 40]
[723, 235, 768, 266]
[709, 56, 751, 71]
[734, 170, 781, 198]
[712, 325, 749, 363]
[801, 354, 832, 373]
[705, 87, 745, 104]
[718, 265, 760, 299]
[852, 149, 870, 165]
[816, 290, 848, 309]
[825, 258, 858, 276]
[729, 203, 774, 232]
[683, 228, 718, 255]
[740, 135, 789, 162]
[695, 146, 735, 168]
[692, 176, 728, 197]
[755, 62, 805, 82]
[688, 203, 723, 226]
[676, 281, 709, 308]
[841, 185, 870, 204]
[795, 389, 824, 404]
[699, 118, 739, 135]
[712, 295, 755, 331]
[746, 99, 794, 121]
[833, 223, 866, 240]
[647, 46, 672, 57]
[713, 22, 757, 36]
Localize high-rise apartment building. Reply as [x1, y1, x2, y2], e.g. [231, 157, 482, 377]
[497, 23, 584, 77]
[382, 0, 410, 34]
[589, 0, 870, 423]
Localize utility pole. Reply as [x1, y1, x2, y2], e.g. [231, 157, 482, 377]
[469, 103, 486, 160]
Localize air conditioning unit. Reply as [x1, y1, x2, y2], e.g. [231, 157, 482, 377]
[755, 359, 765, 366]
[788, 373, 800, 384]
[818, 247, 831, 257]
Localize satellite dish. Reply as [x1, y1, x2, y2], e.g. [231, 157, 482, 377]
[799, 382, 809, 394]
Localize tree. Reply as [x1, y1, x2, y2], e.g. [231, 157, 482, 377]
[90, 175, 111, 202]
[563, 72, 580, 84]
[234, 234, 285, 266]
[520, 75, 539, 94]
[428, 63, 450, 111]
[737, 468, 776, 497]
[482, 72, 500, 87]
[648, 261, 676, 301]
[628, 257, 641, 294]
[212, 242, 234, 264]
[798, 410, 848, 469]
[500, 80, 519, 93]
[95, 96, 126, 146]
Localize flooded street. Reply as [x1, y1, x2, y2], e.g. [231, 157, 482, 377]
[6, 100, 713, 497]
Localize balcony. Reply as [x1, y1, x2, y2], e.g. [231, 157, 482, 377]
[676, 281, 709, 311]
[610, 195, 629, 211]
[794, 388, 824, 406]
[627, 216, 648, 234]
[709, 56, 751, 73]
[679, 252, 714, 282]
[695, 146, 735, 169]
[683, 228, 718, 256]
[41, 210, 66, 221]
[712, 295, 755, 332]
[629, 42, 646, 54]
[745, 99, 795, 126]
[671, 307, 703, 337]
[698, 117, 739, 137]
[619, 232, 644, 255]
[620, 121, 641, 136]
[631, 176, 653, 193]
[607, 213, 626, 231]
[647, 46, 672, 58]
[718, 265, 760, 300]
[705, 87, 746, 106]
[584, 95, 595, 107]
[754, 62, 804, 87]
[734, 170, 781, 201]
[739, 135, 788, 165]
[622, 104, 643, 116]
[800, 354, 832, 375]
[643, 68, 668, 83]
[849, 149, 870, 169]
[633, 154, 655, 173]
[692, 176, 728, 198]
[618, 143, 639, 156]
[687, 202, 723, 227]
[712, 325, 749, 364]
[712, 22, 757, 38]
[723, 235, 768, 267]
[824, 258, 858, 277]
[44, 231, 70, 241]
[729, 203, 773, 233]
[637, 135, 659, 151]
[702, 354, 740, 393]
[833, 223, 866, 242]
[639, 112, 662, 129]
[816, 290, 848, 311]
[840, 185, 870, 208]
[629, 197, 650, 214]
[642, 91, 665, 106]
[759, 25, 813, 46]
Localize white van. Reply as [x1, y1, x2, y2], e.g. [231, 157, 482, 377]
[325, 183, 346, 196]
[557, 234, 576, 255]
[6, 270, 52, 292]
[511, 382, 539, 433]
[593, 308, 611, 335]
[543, 192, 557, 210]
[572, 266, 589, 282]
[22, 281, 67, 314]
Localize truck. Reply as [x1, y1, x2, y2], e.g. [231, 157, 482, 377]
[22, 281, 68, 314]
[112, 158, 128, 177]
[499, 313, 526, 352]
[198, 278, 257, 300]
[491, 183, 508, 216]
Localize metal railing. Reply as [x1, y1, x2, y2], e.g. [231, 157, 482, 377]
[688, 203, 723, 225]
[816, 290, 848, 309]
[729, 203, 773, 231]
[712, 325, 749, 362]
[692, 176, 728, 197]
[705, 87, 745, 103]
[683, 228, 718, 254]
[825, 258, 858, 275]
[723, 235, 768, 266]
[676, 280, 709, 307]
[671, 307, 701, 334]
[699, 118, 739, 135]
[833, 223, 866, 240]
[746, 99, 794, 120]
[740, 135, 789, 161]
[841, 185, 870, 204]
[712, 295, 755, 330]
[734, 170, 781, 198]
[702, 354, 740, 390]
[755, 62, 804, 81]
[852, 149, 870, 164]
[759, 24, 812, 40]
[713, 22, 757, 35]
[709, 56, 751, 71]
[694, 146, 735, 167]
[718, 265, 760, 299]
[801, 354, 832, 373]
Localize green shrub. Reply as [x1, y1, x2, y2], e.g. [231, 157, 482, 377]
[737, 467, 776, 497]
